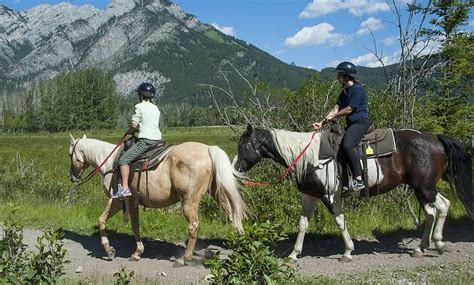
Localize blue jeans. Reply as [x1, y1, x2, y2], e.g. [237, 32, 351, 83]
[341, 119, 371, 178]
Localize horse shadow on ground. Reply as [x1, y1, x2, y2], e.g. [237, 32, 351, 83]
[61, 217, 472, 261]
[274, 217, 473, 259]
[61, 229, 228, 262]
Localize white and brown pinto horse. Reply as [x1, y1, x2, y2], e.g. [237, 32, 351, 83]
[234, 124, 472, 262]
[68, 134, 247, 264]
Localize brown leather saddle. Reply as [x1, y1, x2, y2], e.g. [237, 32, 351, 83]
[131, 140, 172, 172]
[109, 138, 173, 195]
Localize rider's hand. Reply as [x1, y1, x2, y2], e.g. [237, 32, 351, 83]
[312, 121, 323, 131]
[126, 126, 136, 135]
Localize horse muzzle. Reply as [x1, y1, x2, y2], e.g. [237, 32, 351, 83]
[69, 173, 80, 183]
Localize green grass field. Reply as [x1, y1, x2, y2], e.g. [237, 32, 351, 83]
[0, 126, 469, 242]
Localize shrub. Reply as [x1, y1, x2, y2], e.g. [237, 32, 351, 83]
[0, 207, 27, 283]
[113, 266, 135, 285]
[206, 221, 295, 284]
[0, 208, 66, 284]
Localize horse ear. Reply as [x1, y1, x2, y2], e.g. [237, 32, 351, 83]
[82, 134, 87, 139]
[69, 133, 75, 144]
[246, 123, 254, 134]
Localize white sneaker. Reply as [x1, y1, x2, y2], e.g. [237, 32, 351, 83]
[112, 187, 131, 199]
[352, 180, 365, 191]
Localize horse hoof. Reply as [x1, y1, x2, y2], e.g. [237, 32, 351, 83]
[287, 257, 298, 264]
[173, 259, 186, 268]
[106, 248, 116, 260]
[339, 256, 352, 263]
[411, 251, 423, 258]
[437, 245, 449, 255]
[129, 255, 140, 261]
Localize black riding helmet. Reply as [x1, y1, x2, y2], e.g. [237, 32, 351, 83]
[335, 61, 357, 76]
[137, 82, 156, 99]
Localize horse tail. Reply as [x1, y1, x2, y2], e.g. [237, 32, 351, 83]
[208, 146, 248, 233]
[437, 134, 473, 220]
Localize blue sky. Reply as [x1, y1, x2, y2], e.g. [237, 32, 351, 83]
[2, 0, 473, 70]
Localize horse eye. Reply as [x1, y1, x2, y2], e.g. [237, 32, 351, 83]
[245, 142, 252, 151]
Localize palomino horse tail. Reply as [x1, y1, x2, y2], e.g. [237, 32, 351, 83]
[437, 134, 473, 220]
[208, 146, 248, 233]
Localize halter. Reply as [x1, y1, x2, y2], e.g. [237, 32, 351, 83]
[69, 139, 84, 180]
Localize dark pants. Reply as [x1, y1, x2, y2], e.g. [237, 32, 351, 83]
[341, 119, 371, 178]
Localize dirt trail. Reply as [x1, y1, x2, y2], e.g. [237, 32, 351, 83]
[21, 222, 473, 283]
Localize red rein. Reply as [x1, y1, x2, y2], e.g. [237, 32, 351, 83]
[77, 132, 128, 186]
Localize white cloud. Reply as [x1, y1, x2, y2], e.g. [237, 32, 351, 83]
[327, 38, 442, 68]
[299, 0, 390, 19]
[350, 53, 390, 67]
[211, 23, 235, 36]
[284, 23, 346, 48]
[469, 20, 474, 27]
[356, 17, 383, 35]
[382, 36, 398, 46]
[272, 49, 286, 56]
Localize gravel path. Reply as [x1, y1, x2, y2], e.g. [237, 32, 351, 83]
[21, 222, 473, 283]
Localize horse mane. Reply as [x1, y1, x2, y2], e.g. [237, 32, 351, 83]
[78, 138, 116, 167]
[269, 129, 321, 184]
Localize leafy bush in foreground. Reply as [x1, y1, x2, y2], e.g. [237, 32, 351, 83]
[0, 208, 66, 284]
[206, 221, 295, 284]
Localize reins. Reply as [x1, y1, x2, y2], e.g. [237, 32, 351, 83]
[243, 131, 318, 187]
[76, 132, 128, 186]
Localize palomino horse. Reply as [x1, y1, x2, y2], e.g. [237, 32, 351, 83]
[234, 124, 472, 262]
[68, 134, 247, 264]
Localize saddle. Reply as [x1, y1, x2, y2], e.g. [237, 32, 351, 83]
[319, 124, 396, 159]
[318, 124, 396, 199]
[109, 137, 173, 195]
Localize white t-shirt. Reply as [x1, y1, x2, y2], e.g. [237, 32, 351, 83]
[131, 101, 162, 140]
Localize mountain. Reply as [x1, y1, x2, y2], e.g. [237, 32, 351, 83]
[320, 65, 398, 89]
[0, 0, 313, 104]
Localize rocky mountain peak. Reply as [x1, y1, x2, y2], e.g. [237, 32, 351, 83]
[0, 0, 311, 103]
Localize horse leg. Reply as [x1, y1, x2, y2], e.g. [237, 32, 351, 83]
[98, 198, 122, 260]
[432, 193, 450, 254]
[289, 194, 317, 261]
[331, 195, 354, 262]
[412, 199, 437, 257]
[128, 202, 144, 261]
[178, 201, 200, 265]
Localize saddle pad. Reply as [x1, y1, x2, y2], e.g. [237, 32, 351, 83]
[361, 129, 396, 157]
[131, 144, 173, 172]
[319, 127, 396, 159]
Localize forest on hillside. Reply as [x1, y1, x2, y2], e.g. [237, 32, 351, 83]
[0, 1, 472, 145]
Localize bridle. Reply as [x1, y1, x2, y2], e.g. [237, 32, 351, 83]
[240, 130, 318, 187]
[70, 133, 129, 186]
[69, 139, 84, 181]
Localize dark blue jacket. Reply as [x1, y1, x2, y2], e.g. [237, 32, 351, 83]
[336, 83, 369, 126]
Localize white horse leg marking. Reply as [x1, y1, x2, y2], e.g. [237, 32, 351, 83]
[332, 195, 354, 262]
[432, 193, 450, 253]
[99, 198, 121, 259]
[414, 201, 437, 256]
[289, 194, 317, 261]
